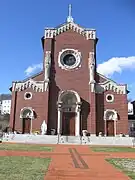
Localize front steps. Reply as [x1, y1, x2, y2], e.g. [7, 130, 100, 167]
[2, 134, 135, 146]
[2, 134, 58, 144]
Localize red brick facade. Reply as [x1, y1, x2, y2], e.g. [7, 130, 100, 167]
[9, 20, 128, 136]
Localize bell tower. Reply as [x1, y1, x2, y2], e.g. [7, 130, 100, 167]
[43, 4, 97, 135]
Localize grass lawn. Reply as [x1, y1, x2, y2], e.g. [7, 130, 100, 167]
[0, 143, 53, 151]
[107, 158, 135, 179]
[0, 156, 51, 180]
[91, 147, 135, 152]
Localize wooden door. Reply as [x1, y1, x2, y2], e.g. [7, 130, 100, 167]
[62, 112, 75, 136]
[69, 115, 75, 135]
[107, 120, 114, 136]
[22, 118, 31, 134]
[62, 114, 69, 135]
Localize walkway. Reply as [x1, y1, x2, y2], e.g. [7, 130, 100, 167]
[45, 145, 132, 180]
[0, 145, 134, 179]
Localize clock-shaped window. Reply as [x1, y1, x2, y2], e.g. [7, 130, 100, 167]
[63, 54, 76, 66]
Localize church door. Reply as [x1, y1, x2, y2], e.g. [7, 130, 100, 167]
[22, 118, 31, 134]
[62, 112, 75, 136]
[107, 120, 114, 136]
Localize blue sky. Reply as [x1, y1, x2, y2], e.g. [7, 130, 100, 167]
[0, 0, 135, 99]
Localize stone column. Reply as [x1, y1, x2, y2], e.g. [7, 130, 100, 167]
[88, 52, 95, 83]
[88, 52, 96, 93]
[30, 118, 32, 134]
[114, 120, 117, 136]
[75, 104, 81, 136]
[104, 120, 107, 136]
[57, 103, 62, 135]
[44, 51, 51, 91]
[30, 112, 34, 134]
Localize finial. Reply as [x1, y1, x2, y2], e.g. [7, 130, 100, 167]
[67, 4, 74, 23]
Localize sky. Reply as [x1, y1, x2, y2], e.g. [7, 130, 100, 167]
[0, 0, 135, 100]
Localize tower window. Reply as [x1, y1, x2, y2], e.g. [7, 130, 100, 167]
[58, 48, 82, 70]
[24, 92, 32, 100]
[63, 54, 76, 66]
[106, 94, 114, 103]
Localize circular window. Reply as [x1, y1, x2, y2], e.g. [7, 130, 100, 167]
[106, 94, 114, 102]
[24, 92, 32, 100]
[58, 49, 81, 70]
[63, 54, 76, 66]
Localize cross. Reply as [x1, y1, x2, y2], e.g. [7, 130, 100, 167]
[68, 4, 72, 18]
[67, 4, 74, 23]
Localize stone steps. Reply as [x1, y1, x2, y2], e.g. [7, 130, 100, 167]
[2, 134, 58, 144]
[2, 134, 135, 146]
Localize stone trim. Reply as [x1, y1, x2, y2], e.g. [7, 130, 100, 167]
[106, 94, 114, 103]
[13, 79, 44, 92]
[20, 107, 34, 119]
[104, 109, 118, 121]
[58, 90, 81, 103]
[58, 48, 81, 70]
[44, 51, 51, 91]
[57, 90, 81, 136]
[44, 22, 96, 40]
[24, 92, 32, 100]
[96, 80, 126, 94]
[104, 109, 118, 136]
[88, 51, 96, 92]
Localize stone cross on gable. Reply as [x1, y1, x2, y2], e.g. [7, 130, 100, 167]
[67, 4, 74, 23]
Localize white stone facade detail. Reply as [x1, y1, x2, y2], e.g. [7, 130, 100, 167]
[20, 107, 34, 119]
[44, 22, 96, 40]
[24, 92, 33, 100]
[88, 52, 96, 92]
[104, 109, 118, 121]
[104, 109, 118, 136]
[96, 80, 127, 94]
[44, 51, 51, 91]
[13, 79, 44, 92]
[106, 94, 114, 103]
[58, 49, 82, 70]
[57, 90, 81, 136]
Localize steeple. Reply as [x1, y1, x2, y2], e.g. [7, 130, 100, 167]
[67, 4, 74, 23]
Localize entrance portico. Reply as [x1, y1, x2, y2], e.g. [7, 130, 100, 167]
[57, 90, 81, 136]
[104, 109, 118, 136]
[20, 107, 34, 134]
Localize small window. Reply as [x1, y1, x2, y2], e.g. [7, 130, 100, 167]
[24, 92, 32, 100]
[106, 94, 114, 103]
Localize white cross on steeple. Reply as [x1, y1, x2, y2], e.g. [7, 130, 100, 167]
[67, 4, 74, 23]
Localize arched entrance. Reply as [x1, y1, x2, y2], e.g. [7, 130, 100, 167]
[57, 90, 81, 136]
[104, 109, 118, 136]
[20, 107, 34, 134]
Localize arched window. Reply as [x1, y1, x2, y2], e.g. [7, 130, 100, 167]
[61, 92, 77, 105]
[20, 107, 34, 119]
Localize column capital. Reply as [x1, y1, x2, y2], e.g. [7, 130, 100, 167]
[57, 103, 63, 111]
[76, 104, 81, 112]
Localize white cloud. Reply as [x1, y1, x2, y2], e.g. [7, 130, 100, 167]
[97, 56, 135, 77]
[24, 63, 42, 76]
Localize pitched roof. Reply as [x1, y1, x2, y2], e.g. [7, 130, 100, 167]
[9, 71, 43, 91]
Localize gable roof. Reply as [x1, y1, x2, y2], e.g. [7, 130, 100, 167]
[97, 72, 129, 94]
[9, 71, 43, 91]
[44, 21, 97, 40]
[97, 72, 117, 84]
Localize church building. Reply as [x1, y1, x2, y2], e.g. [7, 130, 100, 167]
[9, 5, 128, 136]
